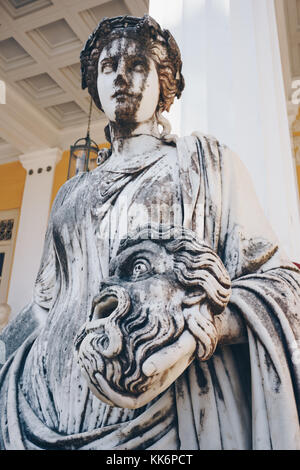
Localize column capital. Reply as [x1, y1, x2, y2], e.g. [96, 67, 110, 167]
[19, 147, 62, 172]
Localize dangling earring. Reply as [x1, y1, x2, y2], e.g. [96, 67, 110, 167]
[156, 110, 171, 137]
[156, 110, 178, 144]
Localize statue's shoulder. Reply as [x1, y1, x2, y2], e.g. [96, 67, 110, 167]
[177, 131, 227, 167]
[189, 132, 238, 168]
[0, 303, 41, 370]
[190, 131, 228, 152]
[191, 131, 220, 144]
[51, 171, 90, 214]
[176, 131, 224, 152]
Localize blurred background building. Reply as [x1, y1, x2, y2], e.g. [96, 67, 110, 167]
[0, 0, 299, 323]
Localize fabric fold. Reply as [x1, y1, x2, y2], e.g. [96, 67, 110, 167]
[0, 133, 299, 450]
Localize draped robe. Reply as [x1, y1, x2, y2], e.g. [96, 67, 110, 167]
[0, 133, 299, 450]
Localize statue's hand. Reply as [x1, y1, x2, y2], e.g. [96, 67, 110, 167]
[184, 302, 218, 361]
[142, 303, 218, 379]
[142, 329, 196, 377]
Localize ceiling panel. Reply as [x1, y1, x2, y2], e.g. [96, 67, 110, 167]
[0, 36, 35, 70]
[59, 62, 81, 89]
[45, 100, 88, 128]
[0, 0, 149, 162]
[16, 72, 64, 99]
[0, 0, 53, 19]
[80, 0, 130, 30]
[27, 18, 82, 57]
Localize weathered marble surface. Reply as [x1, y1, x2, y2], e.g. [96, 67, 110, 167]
[0, 132, 299, 449]
[0, 15, 299, 450]
[75, 225, 231, 409]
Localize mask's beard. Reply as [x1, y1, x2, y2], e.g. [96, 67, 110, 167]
[76, 299, 185, 397]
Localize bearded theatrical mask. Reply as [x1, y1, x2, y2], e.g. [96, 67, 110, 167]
[74, 226, 231, 409]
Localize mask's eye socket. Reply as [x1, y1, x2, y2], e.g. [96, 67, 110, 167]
[132, 259, 151, 280]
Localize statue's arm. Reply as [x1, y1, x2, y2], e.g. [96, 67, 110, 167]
[143, 141, 300, 387]
[0, 175, 85, 368]
[214, 266, 300, 347]
[214, 305, 247, 345]
[215, 144, 300, 348]
[0, 302, 47, 368]
[0, 215, 55, 368]
[0, 215, 55, 367]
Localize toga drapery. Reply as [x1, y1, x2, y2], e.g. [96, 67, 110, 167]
[0, 133, 299, 450]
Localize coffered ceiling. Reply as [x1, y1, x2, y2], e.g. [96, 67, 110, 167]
[0, 0, 149, 163]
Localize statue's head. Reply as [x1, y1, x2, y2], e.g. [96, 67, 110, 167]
[74, 225, 231, 409]
[80, 15, 185, 128]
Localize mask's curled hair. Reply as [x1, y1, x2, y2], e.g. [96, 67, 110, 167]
[116, 224, 231, 316]
[80, 15, 185, 116]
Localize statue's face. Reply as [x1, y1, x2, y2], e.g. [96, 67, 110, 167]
[97, 37, 160, 124]
[74, 240, 197, 409]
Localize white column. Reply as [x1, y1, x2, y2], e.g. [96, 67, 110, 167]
[8, 148, 61, 317]
[149, 0, 300, 260]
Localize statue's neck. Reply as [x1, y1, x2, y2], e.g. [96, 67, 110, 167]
[109, 116, 162, 157]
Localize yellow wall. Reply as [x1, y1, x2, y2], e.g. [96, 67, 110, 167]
[50, 149, 69, 208]
[0, 161, 26, 211]
[0, 143, 110, 214]
[50, 143, 111, 208]
[0, 162, 26, 301]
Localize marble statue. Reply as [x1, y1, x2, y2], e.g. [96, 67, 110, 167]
[75, 225, 232, 410]
[0, 15, 299, 450]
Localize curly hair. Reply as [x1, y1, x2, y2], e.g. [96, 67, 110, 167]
[116, 224, 231, 315]
[80, 15, 185, 115]
[115, 224, 231, 362]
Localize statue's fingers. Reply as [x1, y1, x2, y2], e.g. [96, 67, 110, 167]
[142, 330, 196, 377]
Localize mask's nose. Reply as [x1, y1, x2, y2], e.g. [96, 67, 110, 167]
[88, 285, 131, 330]
[84, 286, 131, 359]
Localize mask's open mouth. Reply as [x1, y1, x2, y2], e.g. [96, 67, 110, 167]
[93, 295, 119, 320]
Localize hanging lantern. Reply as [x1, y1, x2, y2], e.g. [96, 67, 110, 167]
[68, 99, 99, 179]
